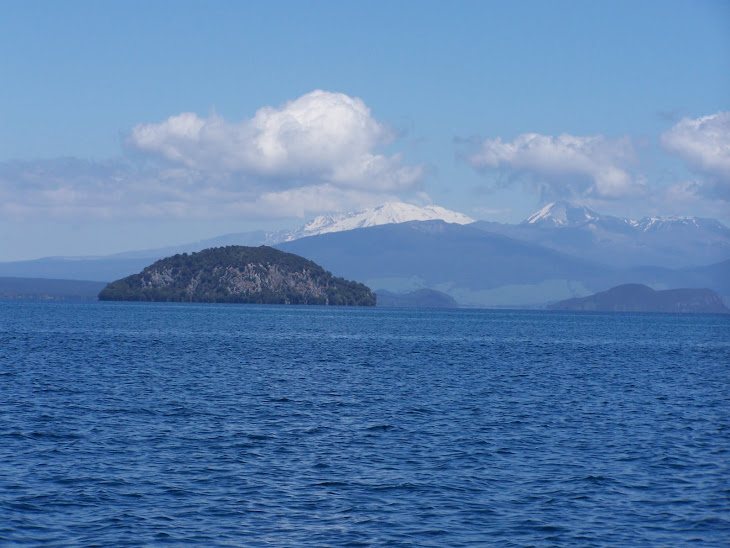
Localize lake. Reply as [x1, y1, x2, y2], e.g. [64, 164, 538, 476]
[1, 301, 729, 546]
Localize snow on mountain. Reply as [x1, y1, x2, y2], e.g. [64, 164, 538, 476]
[523, 201, 602, 227]
[104, 202, 475, 260]
[637, 216, 696, 232]
[281, 202, 475, 241]
[522, 202, 730, 237]
[635, 216, 730, 234]
[508, 201, 730, 268]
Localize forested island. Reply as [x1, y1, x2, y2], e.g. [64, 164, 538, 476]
[548, 284, 729, 313]
[98, 246, 376, 306]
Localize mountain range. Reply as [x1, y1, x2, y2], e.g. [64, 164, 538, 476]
[1, 201, 728, 307]
[0, 202, 477, 281]
[110, 202, 475, 260]
[476, 202, 730, 269]
[277, 220, 729, 307]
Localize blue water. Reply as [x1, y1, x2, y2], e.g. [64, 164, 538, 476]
[1, 302, 729, 546]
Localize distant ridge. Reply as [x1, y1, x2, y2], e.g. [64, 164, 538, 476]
[0, 276, 106, 300]
[548, 284, 729, 313]
[376, 288, 459, 308]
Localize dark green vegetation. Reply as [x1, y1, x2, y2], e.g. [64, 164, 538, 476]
[98, 246, 375, 306]
[548, 284, 729, 313]
[0, 277, 106, 301]
[376, 288, 459, 308]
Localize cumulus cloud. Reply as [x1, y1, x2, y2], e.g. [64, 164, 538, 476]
[128, 90, 422, 192]
[660, 111, 730, 185]
[0, 91, 422, 221]
[467, 132, 646, 199]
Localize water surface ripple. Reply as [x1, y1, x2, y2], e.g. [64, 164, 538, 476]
[1, 302, 729, 546]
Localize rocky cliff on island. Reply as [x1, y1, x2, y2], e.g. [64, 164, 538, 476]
[548, 284, 729, 313]
[98, 246, 375, 306]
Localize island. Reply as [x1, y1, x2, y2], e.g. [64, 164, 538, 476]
[548, 283, 729, 314]
[98, 246, 376, 306]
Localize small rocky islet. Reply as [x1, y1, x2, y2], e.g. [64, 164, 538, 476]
[98, 246, 376, 306]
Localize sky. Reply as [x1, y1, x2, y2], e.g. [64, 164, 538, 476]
[1, 0, 728, 261]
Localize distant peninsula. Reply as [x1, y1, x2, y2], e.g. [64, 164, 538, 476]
[548, 284, 729, 314]
[98, 246, 375, 306]
[0, 277, 106, 301]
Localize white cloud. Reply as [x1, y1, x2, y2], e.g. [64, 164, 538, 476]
[659, 179, 730, 215]
[572, 178, 730, 223]
[128, 90, 422, 192]
[0, 91, 423, 222]
[0, 158, 130, 220]
[643, 179, 730, 222]
[245, 185, 395, 219]
[467, 132, 645, 199]
[0, 158, 397, 222]
[660, 111, 730, 184]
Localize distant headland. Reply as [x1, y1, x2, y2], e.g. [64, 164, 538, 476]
[375, 288, 459, 308]
[548, 284, 729, 314]
[98, 246, 375, 306]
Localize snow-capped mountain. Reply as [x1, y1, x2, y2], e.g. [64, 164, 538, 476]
[521, 200, 666, 232]
[280, 202, 475, 241]
[522, 201, 730, 236]
[473, 201, 730, 269]
[93, 202, 475, 263]
[523, 201, 603, 227]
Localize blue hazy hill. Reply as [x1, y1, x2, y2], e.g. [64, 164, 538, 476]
[548, 283, 729, 313]
[276, 220, 613, 306]
[277, 221, 729, 307]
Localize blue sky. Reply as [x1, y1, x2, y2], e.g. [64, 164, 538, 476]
[1, 0, 728, 261]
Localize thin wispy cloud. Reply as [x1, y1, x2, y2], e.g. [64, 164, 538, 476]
[466, 132, 646, 200]
[660, 111, 730, 199]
